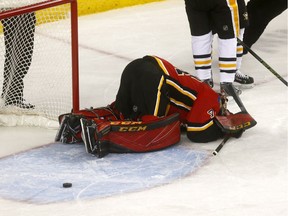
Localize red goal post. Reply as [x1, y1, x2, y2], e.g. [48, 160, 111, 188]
[0, 0, 79, 128]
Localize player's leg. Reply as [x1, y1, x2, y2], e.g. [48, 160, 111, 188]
[10, 13, 36, 108]
[14, 13, 36, 99]
[234, 0, 254, 87]
[1, 13, 36, 108]
[184, 0, 213, 87]
[243, 0, 287, 50]
[211, 0, 242, 96]
[1, 16, 18, 102]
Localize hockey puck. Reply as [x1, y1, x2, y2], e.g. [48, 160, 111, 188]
[62, 182, 72, 188]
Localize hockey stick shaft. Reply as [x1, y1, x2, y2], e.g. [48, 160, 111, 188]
[213, 135, 230, 155]
[237, 38, 288, 87]
[222, 83, 248, 113]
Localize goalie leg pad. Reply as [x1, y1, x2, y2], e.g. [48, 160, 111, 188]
[81, 113, 180, 157]
[55, 114, 82, 143]
[56, 103, 120, 144]
[107, 113, 181, 153]
[55, 114, 69, 142]
[81, 118, 111, 157]
[88, 121, 110, 158]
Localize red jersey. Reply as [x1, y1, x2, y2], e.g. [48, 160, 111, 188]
[148, 55, 221, 135]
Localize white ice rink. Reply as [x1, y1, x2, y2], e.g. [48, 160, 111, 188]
[0, 0, 287, 215]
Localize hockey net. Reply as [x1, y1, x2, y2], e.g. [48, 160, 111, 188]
[0, 0, 79, 128]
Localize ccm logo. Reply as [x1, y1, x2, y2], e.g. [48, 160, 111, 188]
[110, 121, 147, 132]
[118, 126, 147, 132]
[111, 121, 142, 125]
[229, 122, 251, 130]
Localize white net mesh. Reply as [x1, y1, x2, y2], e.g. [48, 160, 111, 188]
[0, 0, 75, 127]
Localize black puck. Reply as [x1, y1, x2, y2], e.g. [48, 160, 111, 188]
[62, 182, 72, 188]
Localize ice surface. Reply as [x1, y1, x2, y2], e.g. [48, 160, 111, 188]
[0, 142, 209, 204]
[0, 0, 287, 215]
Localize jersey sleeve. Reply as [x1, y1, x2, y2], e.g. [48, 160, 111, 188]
[186, 86, 223, 142]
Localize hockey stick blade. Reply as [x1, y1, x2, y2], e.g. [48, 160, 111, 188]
[213, 135, 230, 155]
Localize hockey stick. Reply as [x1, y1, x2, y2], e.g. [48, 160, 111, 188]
[222, 83, 248, 113]
[237, 38, 288, 87]
[213, 135, 230, 155]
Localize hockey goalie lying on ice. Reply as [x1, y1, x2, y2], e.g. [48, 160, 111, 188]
[55, 55, 257, 158]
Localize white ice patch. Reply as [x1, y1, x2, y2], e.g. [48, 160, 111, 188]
[0, 142, 209, 204]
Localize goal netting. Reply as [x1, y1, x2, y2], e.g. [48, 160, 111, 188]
[0, 0, 79, 128]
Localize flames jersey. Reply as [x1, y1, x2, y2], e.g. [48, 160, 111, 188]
[145, 55, 223, 142]
[115, 55, 223, 142]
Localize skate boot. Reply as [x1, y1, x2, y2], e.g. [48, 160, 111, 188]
[5, 99, 35, 109]
[202, 71, 214, 88]
[234, 70, 254, 88]
[203, 78, 214, 88]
